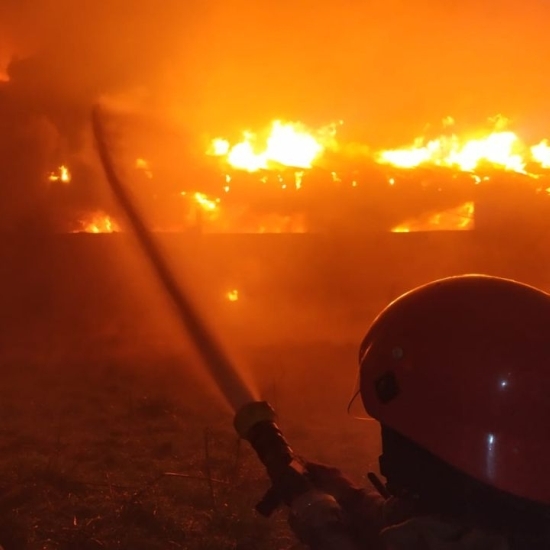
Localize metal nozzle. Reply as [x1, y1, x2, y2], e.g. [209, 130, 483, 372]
[234, 401, 308, 515]
[234, 401, 277, 440]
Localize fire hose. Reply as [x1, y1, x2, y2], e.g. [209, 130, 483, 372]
[92, 106, 362, 550]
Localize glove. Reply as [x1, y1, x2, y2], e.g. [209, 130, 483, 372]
[305, 462, 361, 507]
[303, 462, 392, 547]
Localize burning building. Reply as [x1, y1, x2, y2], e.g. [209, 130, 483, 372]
[0, 0, 549, 237]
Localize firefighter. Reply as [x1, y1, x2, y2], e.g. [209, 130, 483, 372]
[290, 274, 550, 549]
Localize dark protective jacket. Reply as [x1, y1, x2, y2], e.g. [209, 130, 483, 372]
[352, 490, 508, 550]
[288, 465, 543, 550]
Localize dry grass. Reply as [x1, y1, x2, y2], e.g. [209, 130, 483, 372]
[0, 342, 378, 550]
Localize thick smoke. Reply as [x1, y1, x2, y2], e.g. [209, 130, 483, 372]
[0, 0, 203, 231]
[0, 0, 549, 230]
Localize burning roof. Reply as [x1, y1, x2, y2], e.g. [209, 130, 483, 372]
[1, 0, 550, 235]
[32, 115, 550, 235]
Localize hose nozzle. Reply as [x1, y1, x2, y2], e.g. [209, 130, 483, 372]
[234, 401, 308, 516]
[234, 401, 277, 439]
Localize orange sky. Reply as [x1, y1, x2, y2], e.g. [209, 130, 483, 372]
[2, 0, 550, 145]
[184, 0, 550, 144]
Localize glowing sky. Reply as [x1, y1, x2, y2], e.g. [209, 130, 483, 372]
[0, 0, 548, 144]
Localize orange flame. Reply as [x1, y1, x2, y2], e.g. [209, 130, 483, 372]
[226, 289, 239, 302]
[181, 191, 221, 213]
[531, 140, 550, 169]
[210, 116, 550, 176]
[376, 116, 550, 174]
[73, 212, 120, 234]
[209, 120, 339, 171]
[392, 201, 475, 233]
[193, 192, 220, 212]
[48, 165, 71, 183]
[379, 132, 526, 173]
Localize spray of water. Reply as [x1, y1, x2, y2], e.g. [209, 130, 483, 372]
[92, 105, 258, 412]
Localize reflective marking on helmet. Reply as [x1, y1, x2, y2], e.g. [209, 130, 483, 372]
[375, 371, 400, 404]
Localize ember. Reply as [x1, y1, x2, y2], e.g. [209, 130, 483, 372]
[226, 289, 239, 302]
[209, 116, 550, 177]
[48, 165, 71, 184]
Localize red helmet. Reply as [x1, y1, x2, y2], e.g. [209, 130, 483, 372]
[359, 274, 550, 505]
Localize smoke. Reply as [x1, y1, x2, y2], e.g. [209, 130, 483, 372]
[0, 0, 204, 229]
[0, 0, 549, 229]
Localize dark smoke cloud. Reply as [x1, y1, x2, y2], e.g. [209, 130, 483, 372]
[0, 0, 549, 229]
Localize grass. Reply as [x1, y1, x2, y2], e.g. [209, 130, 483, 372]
[0, 342, 379, 550]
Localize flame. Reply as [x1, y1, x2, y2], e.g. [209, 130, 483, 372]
[376, 116, 550, 174]
[392, 201, 475, 233]
[48, 165, 71, 183]
[226, 289, 239, 302]
[379, 132, 526, 173]
[211, 139, 230, 156]
[193, 192, 220, 212]
[178, 191, 222, 230]
[209, 120, 339, 171]
[74, 212, 120, 234]
[208, 116, 550, 176]
[531, 140, 550, 169]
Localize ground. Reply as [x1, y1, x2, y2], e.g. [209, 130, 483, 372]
[0, 342, 380, 550]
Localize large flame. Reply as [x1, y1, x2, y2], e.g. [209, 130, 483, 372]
[376, 116, 550, 174]
[52, 116, 550, 236]
[209, 117, 550, 176]
[209, 120, 338, 171]
[378, 132, 527, 173]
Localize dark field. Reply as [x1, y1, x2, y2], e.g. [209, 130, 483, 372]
[0, 232, 548, 549]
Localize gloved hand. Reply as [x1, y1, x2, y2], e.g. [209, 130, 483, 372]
[305, 462, 361, 506]
[302, 461, 391, 547]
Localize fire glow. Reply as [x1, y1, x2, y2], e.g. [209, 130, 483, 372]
[226, 289, 239, 302]
[392, 202, 475, 233]
[48, 165, 71, 184]
[209, 120, 339, 171]
[72, 212, 120, 234]
[60, 116, 550, 234]
[379, 132, 526, 173]
[210, 116, 550, 176]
